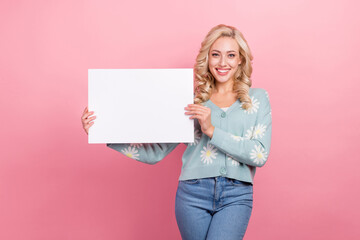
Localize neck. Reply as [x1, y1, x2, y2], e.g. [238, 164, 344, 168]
[214, 79, 234, 94]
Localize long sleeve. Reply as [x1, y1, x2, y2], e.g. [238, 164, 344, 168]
[106, 142, 180, 165]
[209, 90, 272, 167]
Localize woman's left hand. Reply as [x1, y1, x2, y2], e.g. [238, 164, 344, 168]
[185, 104, 215, 138]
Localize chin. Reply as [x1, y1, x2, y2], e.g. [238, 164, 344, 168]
[214, 74, 236, 83]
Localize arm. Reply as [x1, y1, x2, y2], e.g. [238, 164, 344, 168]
[106, 142, 180, 165]
[209, 90, 272, 167]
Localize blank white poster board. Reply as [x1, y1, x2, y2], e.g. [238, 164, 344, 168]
[88, 69, 194, 144]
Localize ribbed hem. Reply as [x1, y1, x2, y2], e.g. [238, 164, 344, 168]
[178, 165, 254, 184]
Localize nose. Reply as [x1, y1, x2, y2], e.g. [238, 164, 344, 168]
[219, 55, 226, 66]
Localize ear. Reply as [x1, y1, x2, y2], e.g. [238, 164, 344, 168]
[238, 57, 242, 65]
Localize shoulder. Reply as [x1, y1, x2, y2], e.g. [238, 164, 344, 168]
[249, 88, 271, 111]
[249, 87, 269, 99]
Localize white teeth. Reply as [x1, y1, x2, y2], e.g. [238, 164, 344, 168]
[217, 69, 229, 73]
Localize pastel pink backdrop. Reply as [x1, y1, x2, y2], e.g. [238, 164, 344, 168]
[1, 0, 359, 239]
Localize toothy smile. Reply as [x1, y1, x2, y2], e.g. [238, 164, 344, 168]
[216, 68, 230, 74]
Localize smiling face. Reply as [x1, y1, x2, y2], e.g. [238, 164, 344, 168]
[208, 37, 242, 85]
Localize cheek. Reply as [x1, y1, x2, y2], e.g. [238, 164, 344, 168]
[229, 59, 240, 68]
[208, 58, 218, 68]
[209, 66, 216, 76]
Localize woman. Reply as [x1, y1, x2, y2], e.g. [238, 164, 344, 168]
[81, 24, 272, 240]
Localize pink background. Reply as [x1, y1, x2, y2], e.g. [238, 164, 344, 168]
[1, 0, 359, 239]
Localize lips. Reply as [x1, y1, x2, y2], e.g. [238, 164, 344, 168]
[216, 68, 230, 75]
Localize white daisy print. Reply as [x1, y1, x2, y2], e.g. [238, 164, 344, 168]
[245, 124, 267, 139]
[200, 143, 218, 164]
[189, 129, 201, 146]
[250, 145, 267, 165]
[265, 91, 269, 99]
[130, 143, 143, 148]
[244, 96, 260, 114]
[227, 154, 240, 166]
[245, 128, 253, 139]
[253, 124, 267, 139]
[230, 134, 244, 141]
[121, 146, 140, 160]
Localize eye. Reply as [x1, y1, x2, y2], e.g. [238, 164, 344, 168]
[229, 54, 236, 57]
[211, 53, 219, 57]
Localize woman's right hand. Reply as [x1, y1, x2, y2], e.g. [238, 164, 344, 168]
[81, 106, 96, 135]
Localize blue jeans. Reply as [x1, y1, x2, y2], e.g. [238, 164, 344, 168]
[175, 176, 253, 240]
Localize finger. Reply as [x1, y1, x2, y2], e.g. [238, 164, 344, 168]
[187, 105, 209, 114]
[81, 108, 87, 120]
[82, 111, 94, 121]
[83, 107, 88, 114]
[186, 105, 208, 113]
[187, 103, 206, 108]
[186, 108, 208, 116]
[84, 116, 96, 125]
[83, 116, 95, 125]
[184, 109, 198, 115]
[84, 117, 96, 124]
[187, 104, 209, 112]
[189, 114, 200, 120]
[85, 122, 94, 130]
[188, 111, 204, 119]
[84, 124, 94, 135]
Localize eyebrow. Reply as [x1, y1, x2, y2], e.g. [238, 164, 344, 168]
[211, 50, 237, 53]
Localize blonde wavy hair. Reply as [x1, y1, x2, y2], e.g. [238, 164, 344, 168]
[194, 24, 254, 110]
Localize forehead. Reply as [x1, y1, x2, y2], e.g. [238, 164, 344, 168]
[210, 37, 239, 52]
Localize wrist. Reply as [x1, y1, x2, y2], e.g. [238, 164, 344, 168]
[205, 126, 215, 139]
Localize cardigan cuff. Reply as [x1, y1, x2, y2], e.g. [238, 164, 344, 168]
[209, 127, 227, 149]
